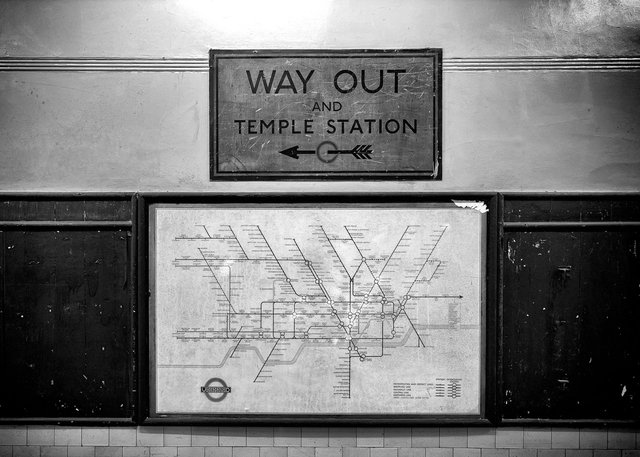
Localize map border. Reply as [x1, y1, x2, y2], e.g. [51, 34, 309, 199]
[141, 194, 497, 424]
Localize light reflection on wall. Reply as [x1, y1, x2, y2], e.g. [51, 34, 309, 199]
[175, 0, 335, 47]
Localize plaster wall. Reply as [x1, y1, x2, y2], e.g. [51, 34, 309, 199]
[1, 0, 639, 192]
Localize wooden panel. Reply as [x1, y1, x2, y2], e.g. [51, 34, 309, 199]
[502, 229, 640, 420]
[0, 199, 131, 221]
[0, 196, 134, 420]
[0, 229, 132, 418]
[504, 197, 640, 223]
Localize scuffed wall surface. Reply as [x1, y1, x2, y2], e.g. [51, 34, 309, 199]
[0, 0, 639, 192]
[527, 0, 640, 55]
[0, 0, 639, 58]
[1, 70, 638, 192]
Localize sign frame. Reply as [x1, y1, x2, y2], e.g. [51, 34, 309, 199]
[138, 193, 498, 425]
[209, 49, 443, 181]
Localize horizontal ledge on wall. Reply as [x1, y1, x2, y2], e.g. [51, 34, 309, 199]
[0, 58, 207, 72]
[1, 56, 640, 72]
[0, 220, 133, 228]
[444, 56, 640, 71]
[503, 221, 640, 229]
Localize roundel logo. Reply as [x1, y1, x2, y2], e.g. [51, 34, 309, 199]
[200, 377, 231, 402]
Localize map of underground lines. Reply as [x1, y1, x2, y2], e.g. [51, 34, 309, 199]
[151, 205, 484, 415]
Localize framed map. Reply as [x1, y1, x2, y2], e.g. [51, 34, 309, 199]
[148, 198, 487, 419]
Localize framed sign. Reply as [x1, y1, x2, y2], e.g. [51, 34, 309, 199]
[146, 195, 489, 422]
[210, 49, 442, 180]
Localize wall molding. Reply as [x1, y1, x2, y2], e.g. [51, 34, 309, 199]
[1, 56, 640, 72]
[0, 58, 206, 72]
[444, 56, 640, 71]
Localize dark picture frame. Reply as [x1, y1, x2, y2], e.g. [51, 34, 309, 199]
[138, 193, 497, 425]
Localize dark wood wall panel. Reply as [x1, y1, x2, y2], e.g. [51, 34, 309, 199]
[3, 193, 639, 424]
[504, 197, 640, 223]
[0, 199, 131, 222]
[0, 197, 134, 421]
[502, 197, 640, 421]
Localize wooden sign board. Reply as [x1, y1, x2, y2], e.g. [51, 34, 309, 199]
[210, 49, 442, 180]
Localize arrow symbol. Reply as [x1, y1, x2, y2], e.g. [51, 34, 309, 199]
[278, 145, 315, 160]
[344, 144, 373, 159]
[279, 144, 374, 160]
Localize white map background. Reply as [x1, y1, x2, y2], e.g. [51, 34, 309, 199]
[151, 205, 484, 415]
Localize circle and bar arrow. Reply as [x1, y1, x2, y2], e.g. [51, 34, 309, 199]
[279, 145, 373, 160]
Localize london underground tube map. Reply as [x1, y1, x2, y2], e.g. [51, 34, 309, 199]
[150, 204, 484, 415]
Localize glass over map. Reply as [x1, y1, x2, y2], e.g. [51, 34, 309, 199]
[150, 204, 484, 415]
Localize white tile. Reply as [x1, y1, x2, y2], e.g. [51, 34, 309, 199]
[481, 450, 509, 457]
[246, 428, 272, 447]
[274, 429, 301, 447]
[164, 428, 192, 447]
[424, 449, 453, 457]
[110, 428, 137, 447]
[411, 429, 439, 448]
[440, 428, 468, 448]
[41, 446, 69, 457]
[192, 428, 218, 447]
[371, 449, 398, 457]
[398, 449, 425, 457]
[137, 427, 163, 447]
[205, 448, 232, 457]
[82, 428, 109, 447]
[123, 448, 150, 457]
[218, 428, 245, 447]
[608, 431, 636, 450]
[55, 427, 82, 446]
[356, 428, 383, 448]
[150, 447, 177, 457]
[468, 428, 496, 449]
[567, 451, 593, 457]
[232, 449, 259, 457]
[14, 446, 41, 457]
[315, 449, 341, 457]
[524, 428, 551, 449]
[178, 448, 204, 457]
[68, 447, 96, 457]
[454, 450, 481, 457]
[301, 428, 328, 447]
[289, 448, 315, 457]
[383, 428, 411, 448]
[28, 426, 55, 446]
[0, 426, 27, 445]
[580, 430, 607, 449]
[329, 428, 356, 448]
[594, 451, 620, 457]
[96, 447, 123, 457]
[538, 451, 566, 457]
[508, 450, 536, 457]
[496, 429, 523, 449]
[261, 448, 288, 457]
[552, 429, 580, 450]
